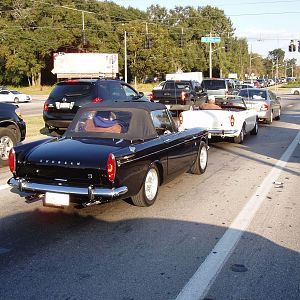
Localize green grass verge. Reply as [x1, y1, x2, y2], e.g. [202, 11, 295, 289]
[25, 115, 49, 139]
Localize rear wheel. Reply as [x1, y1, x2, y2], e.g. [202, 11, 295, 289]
[250, 120, 258, 135]
[0, 128, 17, 167]
[294, 90, 299, 95]
[266, 111, 273, 124]
[14, 97, 19, 103]
[234, 125, 245, 144]
[131, 165, 160, 207]
[190, 141, 208, 174]
[274, 108, 281, 120]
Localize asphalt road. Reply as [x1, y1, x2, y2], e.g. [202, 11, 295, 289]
[0, 93, 299, 300]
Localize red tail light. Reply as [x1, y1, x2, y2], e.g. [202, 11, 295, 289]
[149, 92, 155, 101]
[43, 102, 49, 112]
[181, 91, 187, 103]
[92, 97, 103, 103]
[179, 112, 183, 125]
[260, 103, 269, 111]
[8, 148, 15, 173]
[230, 115, 235, 126]
[107, 153, 116, 182]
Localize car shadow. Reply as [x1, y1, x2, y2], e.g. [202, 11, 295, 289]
[0, 209, 299, 300]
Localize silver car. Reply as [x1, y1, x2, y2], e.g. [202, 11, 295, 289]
[237, 88, 281, 124]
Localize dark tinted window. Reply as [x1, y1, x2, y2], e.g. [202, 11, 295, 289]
[49, 82, 94, 98]
[201, 80, 226, 90]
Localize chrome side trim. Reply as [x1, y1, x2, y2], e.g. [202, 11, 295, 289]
[8, 178, 128, 199]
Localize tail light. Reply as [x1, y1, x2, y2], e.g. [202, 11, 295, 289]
[230, 115, 235, 126]
[149, 92, 155, 101]
[8, 148, 15, 173]
[181, 91, 187, 103]
[92, 97, 103, 103]
[179, 112, 183, 125]
[260, 103, 269, 111]
[43, 102, 49, 112]
[107, 153, 116, 182]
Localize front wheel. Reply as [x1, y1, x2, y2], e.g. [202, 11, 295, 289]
[131, 165, 160, 207]
[14, 97, 19, 103]
[190, 141, 208, 174]
[0, 128, 17, 167]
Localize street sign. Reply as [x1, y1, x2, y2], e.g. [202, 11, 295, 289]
[201, 36, 221, 43]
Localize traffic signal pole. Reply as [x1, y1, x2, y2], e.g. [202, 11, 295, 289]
[209, 32, 212, 78]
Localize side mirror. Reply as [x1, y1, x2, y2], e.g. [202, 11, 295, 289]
[138, 91, 144, 98]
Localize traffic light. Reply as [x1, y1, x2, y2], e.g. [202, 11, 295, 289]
[298, 41, 300, 52]
[289, 40, 296, 52]
[179, 34, 184, 48]
[224, 42, 230, 52]
[144, 34, 153, 49]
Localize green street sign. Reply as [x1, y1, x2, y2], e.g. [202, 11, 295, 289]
[201, 36, 221, 43]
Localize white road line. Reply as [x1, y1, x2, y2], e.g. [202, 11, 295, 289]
[176, 131, 300, 300]
[0, 184, 9, 191]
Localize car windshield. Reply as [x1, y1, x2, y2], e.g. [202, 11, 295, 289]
[238, 89, 267, 99]
[202, 80, 226, 90]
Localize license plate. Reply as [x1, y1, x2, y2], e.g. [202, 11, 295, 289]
[45, 192, 69, 206]
[60, 102, 71, 109]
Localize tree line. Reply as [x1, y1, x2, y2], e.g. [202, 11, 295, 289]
[0, 0, 296, 86]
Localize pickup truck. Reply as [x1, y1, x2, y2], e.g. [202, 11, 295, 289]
[150, 80, 206, 111]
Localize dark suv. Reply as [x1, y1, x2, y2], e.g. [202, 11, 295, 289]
[43, 79, 148, 134]
[0, 103, 26, 167]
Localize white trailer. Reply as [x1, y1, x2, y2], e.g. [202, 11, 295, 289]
[165, 72, 203, 83]
[52, 52, 119, 79]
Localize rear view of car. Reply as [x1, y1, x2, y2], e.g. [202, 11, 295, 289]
[201, 79, 234, 102]
[43, 79, 147, 134]
[0, 103, 26, 167]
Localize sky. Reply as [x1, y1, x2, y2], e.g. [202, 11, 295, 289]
[110, 0, 300, 62]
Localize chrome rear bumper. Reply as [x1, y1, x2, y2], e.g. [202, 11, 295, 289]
[8, 177, 128, 200]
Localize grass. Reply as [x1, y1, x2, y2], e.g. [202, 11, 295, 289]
[25, 115, 49, 139]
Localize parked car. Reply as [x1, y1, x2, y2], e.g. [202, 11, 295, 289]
[152, 81, 165, 90]
[179, 97, 258, 144]
[0, 103, 26, 167]
[0, 90, 32, 103]
[8, 101, 209, 208]
[237, 88, 281, 124]
[43, 79, 149, 134]
[291, 87, 300, 95]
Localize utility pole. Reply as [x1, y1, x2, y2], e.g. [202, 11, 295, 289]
[124, 30, 127, 83]
[209, 32, 212, 78]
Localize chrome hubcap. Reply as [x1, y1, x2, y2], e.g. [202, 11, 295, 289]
[199, 146, 208, 170]
[0, 136, 13, 160]
[145, 168, 158, 201]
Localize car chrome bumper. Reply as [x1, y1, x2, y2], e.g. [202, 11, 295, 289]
[8, 177, 128, 200]
[209, 129, 239, 137]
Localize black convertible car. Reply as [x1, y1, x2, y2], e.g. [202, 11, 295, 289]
[8, 102, 208, 208]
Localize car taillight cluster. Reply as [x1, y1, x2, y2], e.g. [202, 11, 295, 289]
[230, 115, 235, 126]
[43, 102, 49, 112]
[179, 113, 183, 125]
[181, 91, 187, 103]
[107, 153, 116, 182]
[8, 148, 15, 173]
[91, 97, 103, 103]
[260, 103, 269, 111]
[149, 92, 155, 102]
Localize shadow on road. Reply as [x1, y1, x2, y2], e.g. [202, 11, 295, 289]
[0, 208, 299, 300]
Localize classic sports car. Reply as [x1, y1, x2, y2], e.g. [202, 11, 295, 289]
[178, 97, 258, 144]
[8, 102, 208, 208]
